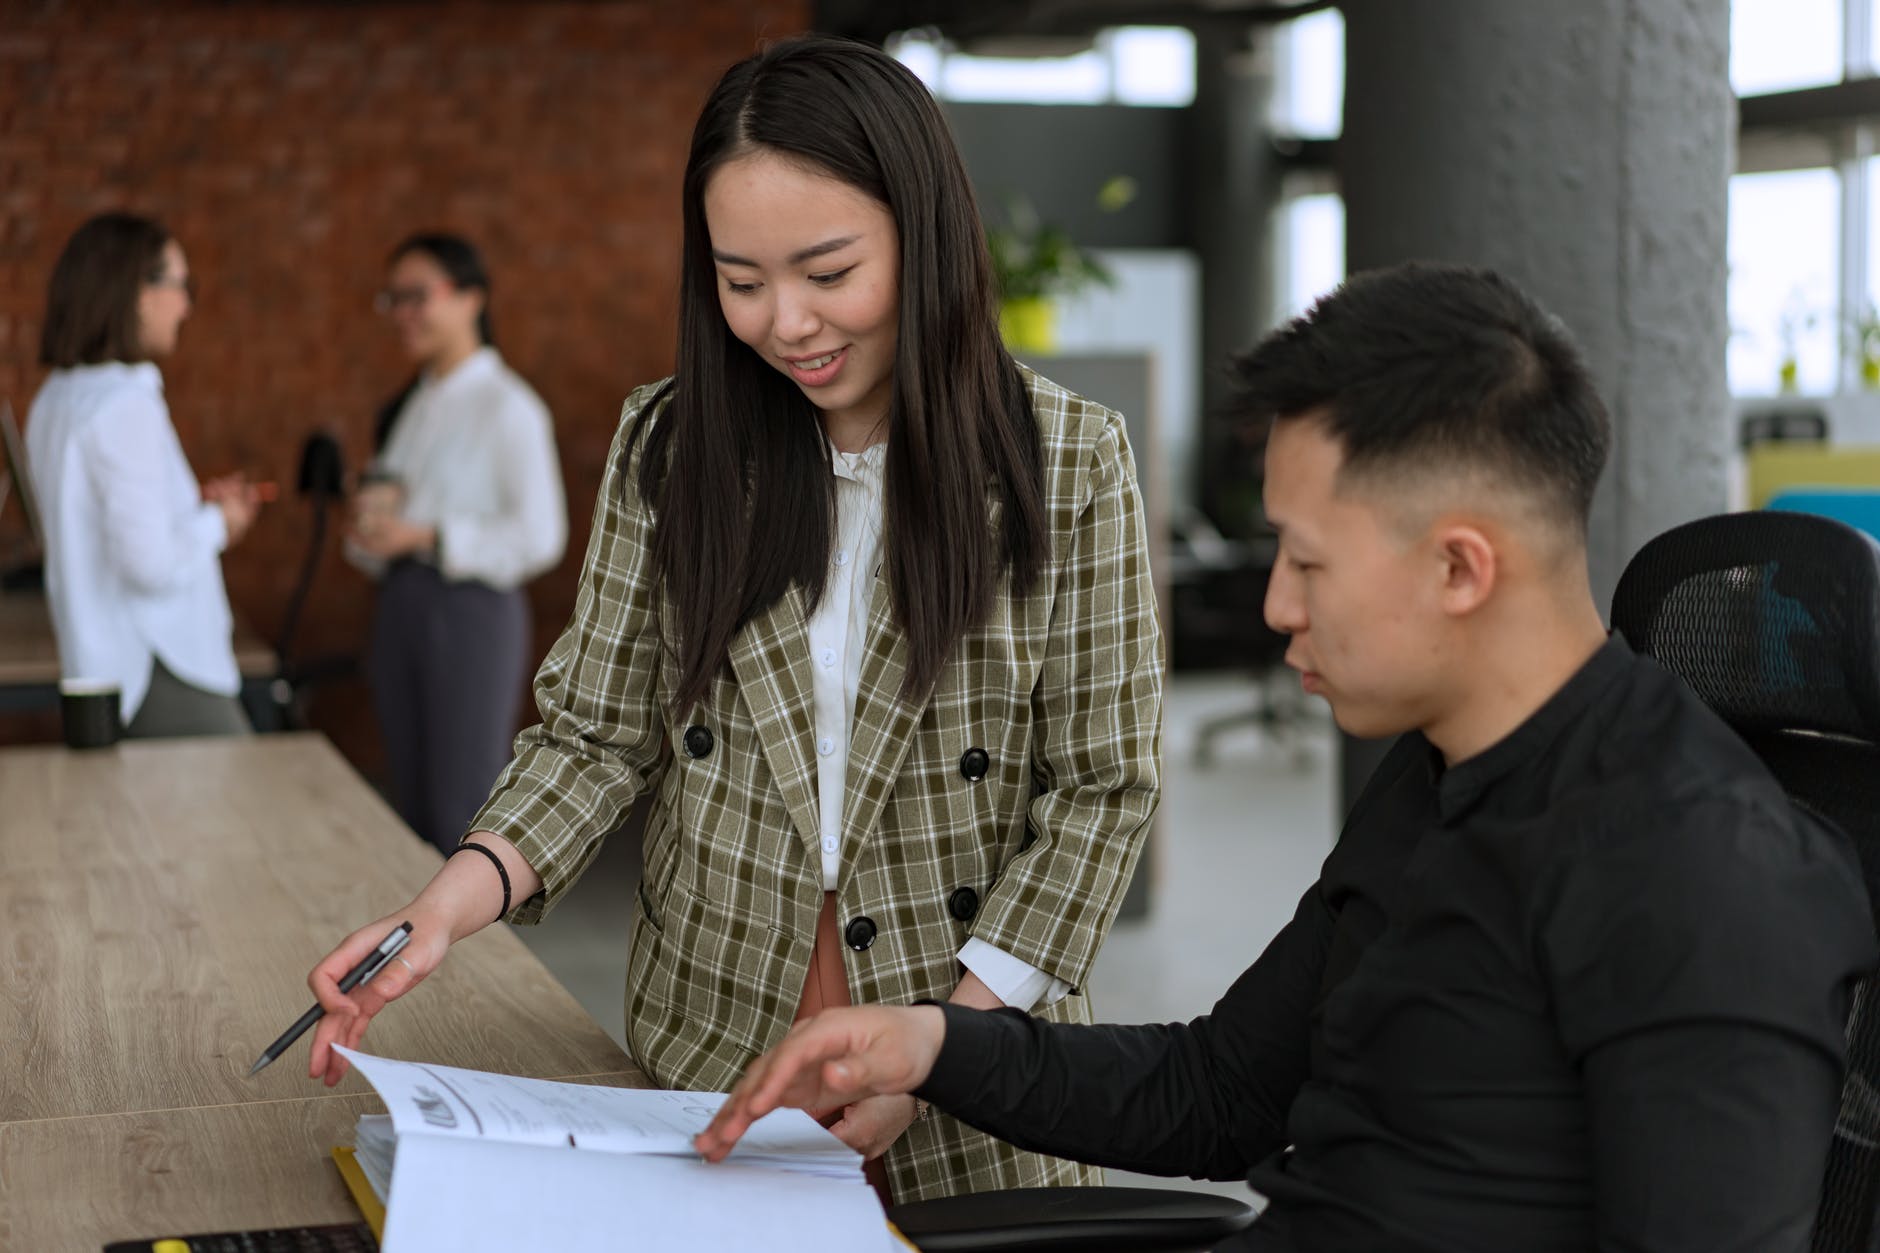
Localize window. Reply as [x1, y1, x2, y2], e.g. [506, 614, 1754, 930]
[1727, 168, 1841, 396]
[1732, 0, 1844, 95]
[1269, 8, 1343, 139]
[1277, 190, 1345, 320]
[889, 27, 1197, 107]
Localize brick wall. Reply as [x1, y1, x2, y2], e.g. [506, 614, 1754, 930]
[0, 0, 807, 768]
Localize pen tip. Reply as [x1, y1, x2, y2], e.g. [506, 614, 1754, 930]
[248, 1056, 268, 1077]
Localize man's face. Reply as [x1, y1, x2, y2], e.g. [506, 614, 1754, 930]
[1261, 417, 1451, 740]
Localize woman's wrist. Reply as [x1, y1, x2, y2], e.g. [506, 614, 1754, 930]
[424, 832, 543, 941]
[421, 845, 512, 942]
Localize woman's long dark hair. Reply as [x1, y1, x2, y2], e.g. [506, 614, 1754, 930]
[373, 232, 496, 450]
[636, 34, 1048, 714]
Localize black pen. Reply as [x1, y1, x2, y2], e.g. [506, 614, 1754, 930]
[248, 922, 413, 1077]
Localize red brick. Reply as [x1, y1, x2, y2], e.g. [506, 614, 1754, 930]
[0, 0, 810, 756]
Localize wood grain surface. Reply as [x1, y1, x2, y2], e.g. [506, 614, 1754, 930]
[0, 1072, 649, 1253]
[0, 734, 644, 1124]
[0, 590, 276, 687]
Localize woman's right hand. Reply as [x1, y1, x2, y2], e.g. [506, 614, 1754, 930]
[204, 475, 263, 545]
[304, 834, 539, 1086]
[306, 901, 454, 1086]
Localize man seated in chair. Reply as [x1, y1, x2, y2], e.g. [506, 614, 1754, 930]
[699, 262, 1879, 1252]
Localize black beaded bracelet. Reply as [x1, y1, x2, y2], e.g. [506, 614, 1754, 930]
[453, 840, 511, 923]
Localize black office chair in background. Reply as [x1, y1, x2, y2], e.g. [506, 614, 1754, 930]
[1611, 510, 1880, 1253]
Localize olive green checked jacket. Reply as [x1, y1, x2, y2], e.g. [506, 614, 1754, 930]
[472, 367, 1164, 1202]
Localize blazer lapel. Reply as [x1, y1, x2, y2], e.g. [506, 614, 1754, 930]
[726, 584, 824, 865]
[838, 573, 927, 886]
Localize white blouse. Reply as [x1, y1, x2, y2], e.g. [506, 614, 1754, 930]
[806, 443, 1069, 1013]
[345, 347, 566, 590]
[25, 362, 238, 720]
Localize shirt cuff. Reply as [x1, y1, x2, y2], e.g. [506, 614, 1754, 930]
[958, 937, 1073, 1013]
[195, 502, 229, 554]
[915, 1003, 1019, 1110]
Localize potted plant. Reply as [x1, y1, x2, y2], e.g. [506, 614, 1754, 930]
[985, 195, 1115, 353]
[1849, 304, 1880, 390]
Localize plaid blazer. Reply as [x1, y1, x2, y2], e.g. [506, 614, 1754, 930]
[474, 367, 1164, 1201]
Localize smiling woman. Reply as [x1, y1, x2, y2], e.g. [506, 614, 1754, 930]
[304, 34, 1165, 1212]
[704, 155, 901, 453]
[342, 233, 568, 857]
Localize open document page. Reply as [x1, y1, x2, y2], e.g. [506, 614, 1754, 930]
[335, 1048, 900, 1252]
[337, 1046, 860, 1172]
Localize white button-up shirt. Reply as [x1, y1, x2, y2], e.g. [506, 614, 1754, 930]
[25, 361, 239, 720]
[805, 442, 1069, 1013]
[345, 347, 567, 590]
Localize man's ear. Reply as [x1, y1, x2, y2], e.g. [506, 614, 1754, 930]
[1434, 522, 1497, 617]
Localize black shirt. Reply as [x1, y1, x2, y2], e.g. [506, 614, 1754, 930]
[919, 637, 1877, 1252]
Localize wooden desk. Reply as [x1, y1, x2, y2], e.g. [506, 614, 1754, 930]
[0, 589, 279, 716]
[0, 735, 648, 1247]
[0, 1074, 651, 1253]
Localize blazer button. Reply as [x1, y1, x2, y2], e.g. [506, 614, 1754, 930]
[845, 916, 878, 951]
[959, 747, 990, 781]
[948, 887, 979, 922]
[683, 725, 714, 758]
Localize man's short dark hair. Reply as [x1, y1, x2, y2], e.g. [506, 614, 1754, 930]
[1230, 262, 1613, 533]
[39, 212, 172, 369]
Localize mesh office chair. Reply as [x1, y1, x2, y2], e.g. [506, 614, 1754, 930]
[1610, 511, 1880, 1253]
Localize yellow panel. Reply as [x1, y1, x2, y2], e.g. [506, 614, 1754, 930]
[1745, 445, 1880, 509]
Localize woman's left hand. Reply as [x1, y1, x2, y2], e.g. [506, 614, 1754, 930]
[824, 1092, 920, 1161]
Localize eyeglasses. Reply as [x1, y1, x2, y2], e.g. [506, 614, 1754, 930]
[374, 287, 433, 315]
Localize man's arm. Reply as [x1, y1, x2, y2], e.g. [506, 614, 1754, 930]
[1547, 798, 1875, 1252]
[700, 881, 1335, 1181]
[1581, 1023, 1844, 1252]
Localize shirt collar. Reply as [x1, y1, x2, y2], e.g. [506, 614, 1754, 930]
[421, 345, 500, 392]
[1433, 632, 1634, 823]
[830, 440, 887, 486]
[72, 360, 163, 393]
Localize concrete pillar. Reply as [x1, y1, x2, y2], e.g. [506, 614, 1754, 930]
[1336, 0, 1734, 808]
[1185, 20, 1284, 525]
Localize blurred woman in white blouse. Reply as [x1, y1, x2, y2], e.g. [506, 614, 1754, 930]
[27, 212, 264, 737]
[345, 234, 567, 853]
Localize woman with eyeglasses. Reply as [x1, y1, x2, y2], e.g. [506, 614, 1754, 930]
[26, 211, 263, 737]
[307, 37, 1163, 1206]
[345, 233, 567, 855]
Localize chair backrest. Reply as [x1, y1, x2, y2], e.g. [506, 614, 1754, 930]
[0, 398, 44, 552]
[1610, 511, 1880, 1253]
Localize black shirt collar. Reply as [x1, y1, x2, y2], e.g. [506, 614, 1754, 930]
[1432, 632, 1634, 823]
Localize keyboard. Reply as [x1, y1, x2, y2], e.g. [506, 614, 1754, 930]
[103, 1222, 378, 1252]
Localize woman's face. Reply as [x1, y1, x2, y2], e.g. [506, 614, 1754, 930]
[137, 240, 192, 359]
[381, 251, 484, 365]
[703, 150, 901, 445]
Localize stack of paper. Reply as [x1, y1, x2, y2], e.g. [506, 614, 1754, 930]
[335, 1047, 901, 1251]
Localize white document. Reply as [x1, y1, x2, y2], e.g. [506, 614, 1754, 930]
[335, 1047, 900, 1252]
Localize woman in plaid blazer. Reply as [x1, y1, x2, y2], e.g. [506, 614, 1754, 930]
[308, 34, 1164, 1204]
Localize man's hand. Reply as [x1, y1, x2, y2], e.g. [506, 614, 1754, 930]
[695, 1004, 947, 1162]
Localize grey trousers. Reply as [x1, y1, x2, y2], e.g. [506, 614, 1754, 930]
[125, 657, 253, 739]
[367, 560, 530, 854]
